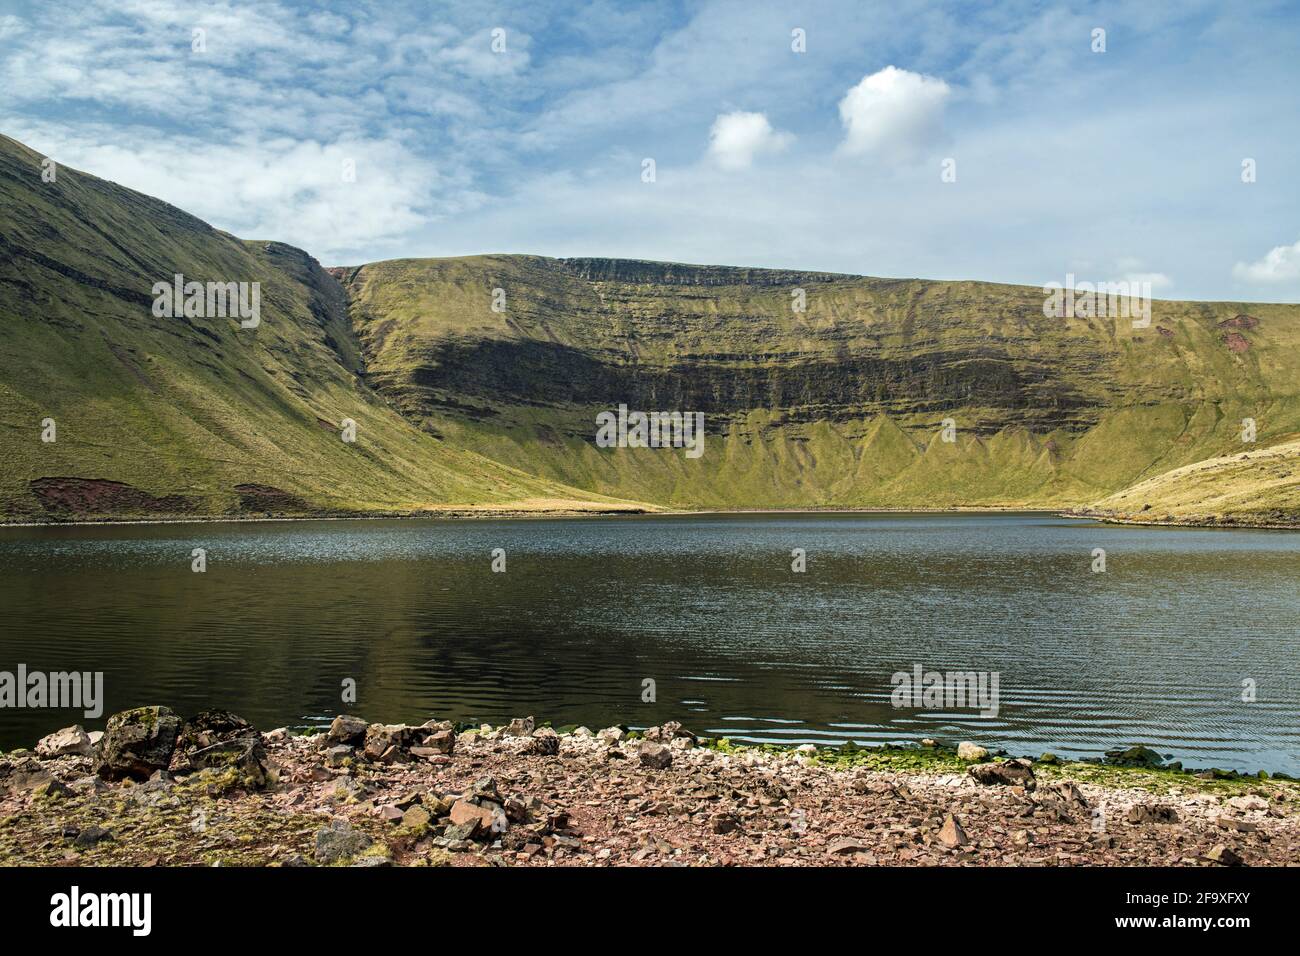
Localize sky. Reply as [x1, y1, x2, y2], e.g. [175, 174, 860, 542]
[1, 0, 1298, 301]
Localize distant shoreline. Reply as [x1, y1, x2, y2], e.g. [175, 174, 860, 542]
[5, 505, 1298, 531]
[2, 505, 1079, 529]
[1067, 508, 1300, 532]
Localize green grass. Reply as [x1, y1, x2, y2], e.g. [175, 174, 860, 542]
[342, 255, 1300, 515]
[3, 131, 1299, 522]
[0, 134, 632, 520]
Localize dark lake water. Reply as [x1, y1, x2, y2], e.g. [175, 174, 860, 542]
[1, 513, 1297, 774]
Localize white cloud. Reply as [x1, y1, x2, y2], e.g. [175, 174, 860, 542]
[838, 65, 951, 159]
[1123, 272, 1173, 292]
[1233, 239, 1300, 283]
[3, 1, 1298, 302]
[4, 118, 469, 261]
[706, 111, 792, 170]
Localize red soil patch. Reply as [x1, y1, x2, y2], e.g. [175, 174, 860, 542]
[1222, 331, 1251, 353]
[1218, 313, 1260, 330]
[29, 477, 196, 517]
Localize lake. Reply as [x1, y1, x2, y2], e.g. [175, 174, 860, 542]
[1, 512, 1297, 774]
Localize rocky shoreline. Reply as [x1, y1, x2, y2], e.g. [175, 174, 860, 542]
[1065, 507, 1300, 531]
[3, 707, 1298, 867]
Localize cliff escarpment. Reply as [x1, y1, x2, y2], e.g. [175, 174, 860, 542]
[338, 255, 1300, 511]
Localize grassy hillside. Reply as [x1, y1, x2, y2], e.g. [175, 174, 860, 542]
[1082, 438, 1300, 527]
[0, 134, 637, 520]
[339, 255, 1300, 514]
[3, 129, 1297, 523]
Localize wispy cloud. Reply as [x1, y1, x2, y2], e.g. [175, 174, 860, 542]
[1, 0, 1298, 299]
[1234, 239, 1300, 284]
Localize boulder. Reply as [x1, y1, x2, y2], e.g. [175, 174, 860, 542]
[1040, 779, 1089, 809]
[177, 710, 255, 751]
[362, 723, 428, 760]
[1226, 794, 1268, 813]
[443, 822, 478, 843]
[969, 758, 1036, 790]
[526, 727, 560, 756]
[1205, 844, 1244, 866]
[324, 744, 354, 768]
[448, 798, 506, 837]
[1, 753, 54, 793]
[1126, 803, 1179, 825]
[639, 742, 673, 770]
[827, 837, 872, 855]
[327, 715, 368, 746]
[95, 706, 181, 781]
[504, 716, 536, 737]
[176, 710, 269, 787]
[937, 813, 969, 847]
[710, 813, 739, 834]
[314, 820, 374, 864]
[35, 725, 94, 759]
[423, 729, 456, 755]
[1103, 745, 1167, 769]
[643, 721, 697, 744]
[401, 805, 432, 830]
[957, 741, 989, 762]
[31, 778, 74, 800]
[189, 736, 271, 788]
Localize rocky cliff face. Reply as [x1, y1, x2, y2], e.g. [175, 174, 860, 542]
[2, 128, 1297, 520]
[338, 255, 1300, 510]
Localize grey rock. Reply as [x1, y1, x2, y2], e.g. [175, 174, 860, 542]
[937, 813, 969, 847]
[526, 727, 560, 756]
[72, 825, 113, 848]
[969, 758, 1036, 790]
[957, 741, 990, 761]
[504, 716, 536, 737]
[640, 742, 673, 770]
[325, 744, 354, 768]
[327, 715, 368, 746]
[35, 725, 94, 758]
[314, 820, 374, 864]
[1205, 844, 1245, 866]
[95, 706, 181, 781]
[1127, 803, 1180, 825]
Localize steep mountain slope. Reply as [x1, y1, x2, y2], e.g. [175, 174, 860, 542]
[3, 130, 1298, 523]
[339, 255, 1300, 513]
[0, 134, 637, 520]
